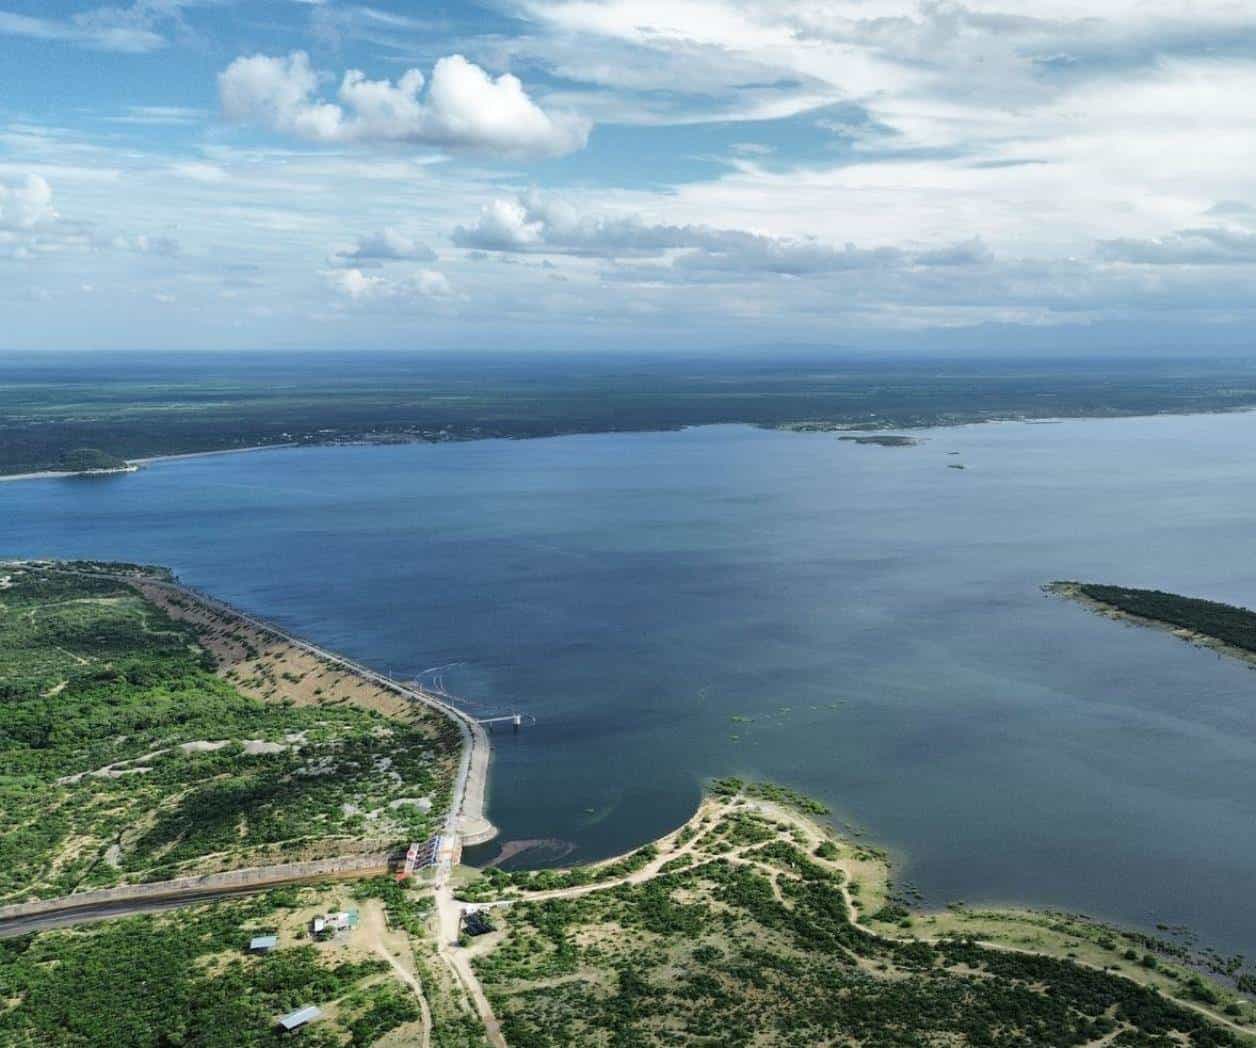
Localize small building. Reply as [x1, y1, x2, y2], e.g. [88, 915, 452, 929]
[311, 910, 358, 939]
[278, 1006, 322, 1032]
[249, 934, 278, 955]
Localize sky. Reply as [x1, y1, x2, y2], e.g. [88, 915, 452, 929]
[2, 0, 1256, 353]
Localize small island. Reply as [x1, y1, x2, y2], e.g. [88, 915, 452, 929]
[838, 434, 921, 447]
[1049, 581, 1256, 666]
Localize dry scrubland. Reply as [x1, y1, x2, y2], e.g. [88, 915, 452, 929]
[136, 579, 420, 720]
[0, 562, 458, 901]
[459, 783, 1254, 1047]
[0, 561, 487, 1046]
[0, 878, 490, 1046]
[4, 777, 1250, 1046]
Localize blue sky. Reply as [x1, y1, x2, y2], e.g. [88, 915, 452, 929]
[2, 0, 1256, 352]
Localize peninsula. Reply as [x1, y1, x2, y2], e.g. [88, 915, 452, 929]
[1048, 581, 1256, 667]
[452, 781, 1253, 1045]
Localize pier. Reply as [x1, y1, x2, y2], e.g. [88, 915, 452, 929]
[476, 712, 537, 732]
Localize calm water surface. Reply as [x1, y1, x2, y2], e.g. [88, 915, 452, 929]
[4, 416, 1256, 953]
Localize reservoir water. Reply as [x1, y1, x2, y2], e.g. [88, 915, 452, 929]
[4, 415, 1256, 954]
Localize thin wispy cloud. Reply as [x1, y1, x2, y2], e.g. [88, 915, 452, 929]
[0, 0, 198, 53]
[2, 0, 1256, 349]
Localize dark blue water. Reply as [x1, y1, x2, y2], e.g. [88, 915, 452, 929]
[5, 417, 1256, 953]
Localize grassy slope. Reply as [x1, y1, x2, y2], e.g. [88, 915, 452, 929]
[0, 564, 453, 900]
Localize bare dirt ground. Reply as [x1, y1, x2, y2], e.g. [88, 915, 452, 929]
[252, 890, 433, 1045]
[137, 579, 436, 725]
[134, 576, 495, 849]
[434, 861, 507, 1048]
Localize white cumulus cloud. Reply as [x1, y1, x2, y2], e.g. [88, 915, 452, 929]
[218, 51, 590, 157]
[331, 228, 437, 266]
[0, 174, 58, 230]
[326, 266, 453, 301]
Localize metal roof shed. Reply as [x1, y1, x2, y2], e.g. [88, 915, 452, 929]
[278, 1006, 322, 1031]
[249, 935, 278, 953]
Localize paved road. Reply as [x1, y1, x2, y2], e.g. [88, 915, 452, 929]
[0, 883, 285, 939]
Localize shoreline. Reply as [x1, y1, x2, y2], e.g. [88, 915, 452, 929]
[5, 403, 1256, 484]
[30, 563, 496, 857]
[145, 572, 498, 853]
[457, 788, 1256, 1042]
[128, 442, 300, 465]
[0, 443, 299, 484]
[1046, 580, 1256, 670]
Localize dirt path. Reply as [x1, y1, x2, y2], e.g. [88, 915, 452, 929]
[429, 800, 743, 1047]
[456, 795, 1253, 1043]
[434, 877, 506, 1048]
[742, 798, 1255, 1041]
[360, 903, 432, 1048]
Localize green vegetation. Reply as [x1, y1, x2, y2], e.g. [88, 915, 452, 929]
[343, 983, 422, 1045]
[473, 801, 1246, 1046]
[352, 876, 432, 936]
[414, 948, 492, 1048]
[0, 886, 417, 1046]
[837, 434, 919, 446]
[56, 448, 129, 472]
[6, 352, 1256, 476]
[456, 845, 660, 903]
[0, 564, 454, 899]
[1061, 581, 1256, 654]
[710, 777, 830, 815]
